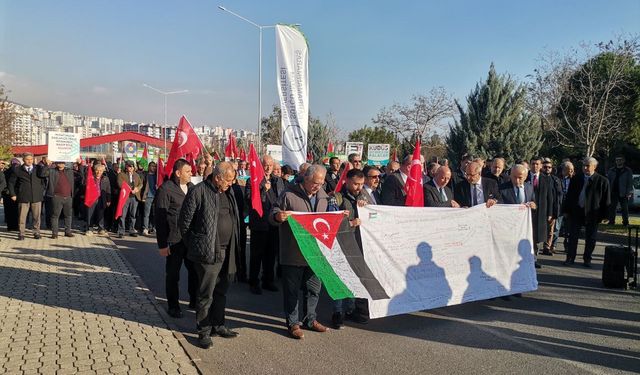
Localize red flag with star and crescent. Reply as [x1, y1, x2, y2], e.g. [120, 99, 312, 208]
[404, 139, 424, 207]
[165, 116, 203, 176]
[248, 144, 265, 217]
[290, 212, 345, 249]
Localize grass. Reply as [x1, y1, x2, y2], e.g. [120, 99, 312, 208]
[600, 215, 640, 236]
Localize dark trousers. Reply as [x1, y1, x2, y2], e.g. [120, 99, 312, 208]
[249, 229, 277, 286]
[281, 265, 321, 328]
[194, 254, 230, 336]
[237, 223, 247, 280]
[105, 193, 118, 231]
[609, 195, 630, 225]
[86, 200, 106, 231]
[51, 196, 73, 235]
[166, 242, 198, 311]
[3, 193, 19, 230]
[43, 196, 52, 229]
[118, 196, 138, 234]
[567, 211, 599, 263]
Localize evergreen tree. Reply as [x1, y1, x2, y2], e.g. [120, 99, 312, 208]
[447, 64, 542, 165]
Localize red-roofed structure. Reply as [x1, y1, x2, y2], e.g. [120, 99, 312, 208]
[11, 132, 167, 156]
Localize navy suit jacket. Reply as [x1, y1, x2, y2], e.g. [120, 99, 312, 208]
[499, 181, 535, 204]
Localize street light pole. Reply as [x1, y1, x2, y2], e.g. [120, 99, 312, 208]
[218, 5, 299, 154]
[142, 83, 188, 157]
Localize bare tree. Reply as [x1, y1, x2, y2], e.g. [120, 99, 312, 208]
[0, 84, 16, 160]
[529, 36, 640, 157]
[372, 87, 454, 143]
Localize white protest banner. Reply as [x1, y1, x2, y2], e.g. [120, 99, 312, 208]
[358, 204, 537, 318]
[367, 144, 390, 166]
[266, 144, 283, 165]
[345, 142, 364, 157]
[276, 25, 309, 170]
[47, 132, 80, 162]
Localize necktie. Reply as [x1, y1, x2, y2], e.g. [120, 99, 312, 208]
[27, 167, 32, 174]
[533, 174, 539, 188]
[578, 177, 589, 208]
[439, 187, 447, 202]
[472, 184, 478, 206]
[515, 187, 521, 203]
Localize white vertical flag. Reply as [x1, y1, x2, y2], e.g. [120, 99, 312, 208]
[275, 25, 309, 170]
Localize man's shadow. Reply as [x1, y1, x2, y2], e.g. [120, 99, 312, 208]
[510, 239, 537, 293]
[462, 256, 509, 303]
[387, 242, 452, 316]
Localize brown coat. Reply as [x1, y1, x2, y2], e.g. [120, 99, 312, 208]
[269, 183, 329, 267]
[117, 171, 143, 201]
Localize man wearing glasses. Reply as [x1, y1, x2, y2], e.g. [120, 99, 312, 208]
[362, 165, 382, 204]
[348, 153, 364, 170]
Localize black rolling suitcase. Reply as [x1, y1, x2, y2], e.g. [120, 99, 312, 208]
[602, 226, 638, 289]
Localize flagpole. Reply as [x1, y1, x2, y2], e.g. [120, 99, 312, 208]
[217, 5, 300, 154]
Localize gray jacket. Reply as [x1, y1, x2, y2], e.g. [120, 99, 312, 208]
[607, 166, 634, 198]
[269, 183, 329, 267]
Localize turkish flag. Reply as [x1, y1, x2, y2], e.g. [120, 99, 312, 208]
[327, 142, 334, 156]
[114, 183, 132, 220]
[334, 162, 351, 194]
[248, 144, 265, 217]
[239, 147, 247, 161]
[213, 151, 221, 161]
[165, 116, 203, 176]
[404, 139, 424, 207]
[290, 212, 345, 249]
[157, 158, 165, 189]
[84, 166, 100, 208]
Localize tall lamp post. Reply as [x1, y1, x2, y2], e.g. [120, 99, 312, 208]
[217, 5, 299, 153]
[142, 83, 188, 157]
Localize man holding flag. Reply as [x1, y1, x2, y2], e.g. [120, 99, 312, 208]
[84, 163, 111, 235]
[245, 150, 279, 295]
[270, 164, 333, 340]
[165, 116, 203, 176]
[116, 161, 143, 238]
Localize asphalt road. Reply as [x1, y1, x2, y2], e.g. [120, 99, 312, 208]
[113, 233, 640, 375]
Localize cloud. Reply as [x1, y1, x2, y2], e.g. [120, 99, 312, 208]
[91, 86, 109, 94]
[0, 71, 6, 78]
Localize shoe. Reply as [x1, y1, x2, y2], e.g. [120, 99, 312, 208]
[18, 235, 24, 241]
[130, 232, 139, 237]
[332, 312, 344, 329]
[250, 285, 263, 295]
[262, 283, 279, 292]
[563, 259, 575, 266]
[98, 229, 107, 235]
[34, 234, 41, 239]
[307, 320, 328, 333]
[345, 312, 369, 324]
[148, 228, 155, 234]
[84, 231, 94, 236]
[197, 334, 213, 349]
[583, 262, 592, 268]
[51, 234, 58, 239]
[142, 229, 149, 236]
[541, 251, 553, 256]
[534, 262, 541, 269]
[212, 326, 239, 338]
[167, 308, 183, 318]
[117, 233, 124, 239]
[288, 324, 305, 339]
[65, 232, 74, 238]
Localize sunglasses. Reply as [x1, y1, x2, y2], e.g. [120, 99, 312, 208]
[367, 175, 380, 179]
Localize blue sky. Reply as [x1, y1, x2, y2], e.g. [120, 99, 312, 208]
[1, 0, 638, 135]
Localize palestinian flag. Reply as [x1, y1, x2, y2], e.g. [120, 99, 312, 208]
[138, 145, 149, 171]
[287, 212, 388, 301]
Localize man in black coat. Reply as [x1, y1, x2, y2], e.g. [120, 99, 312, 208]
[424, 166, 459, 208]
[42, 161, 75, 238]
[454, 162, 500, 208]
[155, 159, 198, 319]
[2, 159, 20, 231]
[8, 153, 47, 240]
[244, 155, 280, 295]
[324, 157, 341, 193]
[447, 154, 472, 192]
[380, 155, 411, 206]
[542, 159, 563, 255]
[562, 157, 610, 267]
[179, 162, 241, 349]
[499, 164, 536, 206]
[527, 157, 554, 263]
[483, 157, 510, 186]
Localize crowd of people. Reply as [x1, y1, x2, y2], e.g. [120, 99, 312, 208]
[1, 149, 632, 348]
